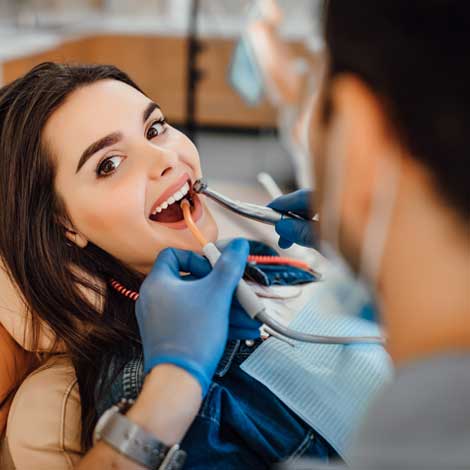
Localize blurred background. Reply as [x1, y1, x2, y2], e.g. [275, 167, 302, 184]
[0, 0, 323, 198]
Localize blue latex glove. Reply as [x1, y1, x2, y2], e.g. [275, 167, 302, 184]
[268, 189, 316, 249]
[227, 298, 261, 340]
[181, 252, 261, 341]
[136, 239, 255, 396]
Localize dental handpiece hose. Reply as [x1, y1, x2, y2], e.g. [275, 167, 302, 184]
[202, 243, 383, 345]
[180, 200, 384, 345]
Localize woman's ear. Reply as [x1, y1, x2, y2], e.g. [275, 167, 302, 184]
[63, 221, 88, 249]
[55, 214, 88, 249]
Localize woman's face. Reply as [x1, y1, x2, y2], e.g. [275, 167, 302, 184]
[45, 79, 218, 273]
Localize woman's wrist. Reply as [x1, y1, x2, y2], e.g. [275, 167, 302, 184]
[126, 363, 203, 446]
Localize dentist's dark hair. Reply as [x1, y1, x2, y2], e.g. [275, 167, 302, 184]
[0, 62, 145, 448]
[323, 0, 470, 219]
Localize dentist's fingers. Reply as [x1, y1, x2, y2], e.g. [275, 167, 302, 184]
[268, 189, 313, 218]
[207, 238, 250, 289]
[149, 247, 211, 280]
[278, 236, 294, 249]
[274, 218, 317, 249]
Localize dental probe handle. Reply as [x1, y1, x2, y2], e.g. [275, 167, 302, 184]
[194, 180, 310, 226]
[203, 243, 267, 320]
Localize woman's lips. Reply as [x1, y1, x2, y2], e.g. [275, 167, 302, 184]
[149, 193, 203, 230]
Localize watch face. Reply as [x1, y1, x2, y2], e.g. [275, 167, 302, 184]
[93, 405, 118, 445]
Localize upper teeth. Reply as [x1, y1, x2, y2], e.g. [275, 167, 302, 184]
[153, 182, 190, 214]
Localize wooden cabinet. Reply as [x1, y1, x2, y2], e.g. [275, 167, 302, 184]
[1, 35, 187, 123]
[196, 37, 276, 127]
[1, 33, 308, 128]
[86, 35, 188, 123]
[2, 39, 91, 83]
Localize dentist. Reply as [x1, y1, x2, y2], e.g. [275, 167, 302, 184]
[79, 1, 470, 469]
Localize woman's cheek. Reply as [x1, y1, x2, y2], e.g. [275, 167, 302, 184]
[81, 191, 135, 233]
[171, 129, 202, 175]
[183, 145, 201, 176]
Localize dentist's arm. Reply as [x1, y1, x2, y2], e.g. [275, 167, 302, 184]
[77, 364, 202, 469]
[77, 239, 250, 469]
[268, 189, 317, 249]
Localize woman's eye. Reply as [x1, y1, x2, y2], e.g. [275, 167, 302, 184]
[147, 119, 167, 139]
[97, 155, 124, 177]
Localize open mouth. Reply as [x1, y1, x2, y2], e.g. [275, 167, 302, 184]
[149, 178, 198, 224]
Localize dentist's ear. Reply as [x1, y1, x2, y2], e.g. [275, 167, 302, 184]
[64, 225, 88, 248]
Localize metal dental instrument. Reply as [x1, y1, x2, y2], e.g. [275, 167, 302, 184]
[203, 241, 384, 346]
[193, 179, 314, 225]
[183, 192, 385, 346]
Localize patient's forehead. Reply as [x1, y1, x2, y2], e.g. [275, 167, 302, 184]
[43, 80, 152, 171]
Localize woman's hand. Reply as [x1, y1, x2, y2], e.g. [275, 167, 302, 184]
[136, 239, 250, 397]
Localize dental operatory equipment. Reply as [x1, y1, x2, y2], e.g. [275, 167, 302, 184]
[180, 199, 384, 345]
[109, 193, 383, 345]
[193, 179, 320, 225]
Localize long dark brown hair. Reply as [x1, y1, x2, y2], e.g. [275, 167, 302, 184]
[0, 62, 146, 448]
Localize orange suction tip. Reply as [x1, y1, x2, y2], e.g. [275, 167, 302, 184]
[181, 199, 208, 248]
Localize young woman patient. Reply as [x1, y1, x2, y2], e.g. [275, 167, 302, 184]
[0, 62, 336, 468]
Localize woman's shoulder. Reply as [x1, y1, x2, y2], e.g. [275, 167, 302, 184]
[5, 355, 83, 469]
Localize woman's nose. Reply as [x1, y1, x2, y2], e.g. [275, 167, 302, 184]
[146, 146, 179, 180]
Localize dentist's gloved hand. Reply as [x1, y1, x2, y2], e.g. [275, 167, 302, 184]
[180, 249, 261, 341]
[136, 239, 253, 396]
[226, 298, 261, 340]
[268, 189, 317, 249]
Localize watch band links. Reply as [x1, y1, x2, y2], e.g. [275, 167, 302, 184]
[96, 400, 187, 469]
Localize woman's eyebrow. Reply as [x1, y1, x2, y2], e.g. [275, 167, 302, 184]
[75, 102, 161, 174]
[143, 101, 160, 124]
[76, 132, 122, 174]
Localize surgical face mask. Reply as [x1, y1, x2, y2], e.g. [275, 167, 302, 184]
[277, 101, 314, 189]
[229, 35, 265, 106]
[318, 114, 400, 323]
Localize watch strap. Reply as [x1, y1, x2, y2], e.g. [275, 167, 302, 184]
[99, 406, 186, 469]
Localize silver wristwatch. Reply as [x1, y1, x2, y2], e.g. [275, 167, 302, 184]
[93, 399, 187, 469]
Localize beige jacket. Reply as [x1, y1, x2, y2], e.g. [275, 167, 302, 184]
[0, 356, 83, 469]
[0, 263, 84, 469]
[0, 260, 58, 353]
